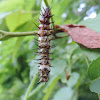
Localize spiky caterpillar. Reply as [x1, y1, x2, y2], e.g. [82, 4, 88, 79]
[37, 7, 52, 84]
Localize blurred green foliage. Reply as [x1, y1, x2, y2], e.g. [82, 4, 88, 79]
[0, 0, 100, 100]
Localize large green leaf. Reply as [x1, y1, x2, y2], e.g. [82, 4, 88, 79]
[88, 56, 100, 80]
[89, 78, 100, 94]
[12, 37, 24, 61]
[24, 0, 36, 11]
[5, 10, 32, 31]
[52, 87, 73, 100]
[80, 45, 100, 62]
[80, 13, 100, 33]
[0, 0, 24, 12]
[51, 59, 67, 76]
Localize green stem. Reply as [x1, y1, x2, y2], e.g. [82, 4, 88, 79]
[71, 56, 82, 66]
[68, 59, 72, 74]
[98, 94, 100, 100]
[84, 55, 90, 66]
[68, 56, 72, 74]
[43, 0, 56, 31]
[44, 0, 49, 6]
[0, 30, 38, 41]
[24, 74, 38, 100]
[0, 30, 54, 41]
[51, 34, 69, 40]
[0, 30, 38, 35]
[28, 83, 45, 98]
[43, 76, 60, 100]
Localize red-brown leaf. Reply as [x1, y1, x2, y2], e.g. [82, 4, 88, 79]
[55, 24, 100, 48]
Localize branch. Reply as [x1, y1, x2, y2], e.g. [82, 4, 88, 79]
[0, 30, 55, 41]
[0, 28, 68, 41]
[51, 34, 69, 40]
[0, 30, 38, 41]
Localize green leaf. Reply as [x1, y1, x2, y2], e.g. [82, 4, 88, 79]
[80, 45, 100, 61]
[0, 0, 24, 12]
[88, 56, 100, 80]
[12, 37, 24, 61]
[52, 87, 73, 100]
[6, 10, 32, 31]
[67, 72, 80, 88]
[51, 59, 67, 76]
[89, 78, 100, 94]
[29, 59, 38, 79]
[0, 19, 8, 31]
[24, 0, 36, 11]
[80, 13, 100, 33]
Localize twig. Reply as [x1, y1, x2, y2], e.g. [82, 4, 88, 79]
[0, 30, 54, 41]
[0, 29, 68, 41]
[51, 34, 69, 40]
[0, 30, 38, 41]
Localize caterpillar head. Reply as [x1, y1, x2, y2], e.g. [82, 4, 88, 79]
[42, 7, 51, 18]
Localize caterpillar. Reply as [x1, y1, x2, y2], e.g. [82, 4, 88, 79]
[37, 7, 53, 84]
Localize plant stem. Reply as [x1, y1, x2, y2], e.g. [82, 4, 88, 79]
[0, 28, 67, 41]
[43, 0, 49, 6]
[24, 74, 38, 100]
[98, 94, 100, 100]
[28, 83, 45, 98]
[0, 30, 38, 41]
[51, 34, 69, 40]
[43, 0, 56, 31]
[84, 55, 90, 66]
[43, 76, 60, 100]
[71, 55, 82, 66]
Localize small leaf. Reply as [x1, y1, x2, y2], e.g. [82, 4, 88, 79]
[88, 56, 100, 80]
[89, 78, 100, 94]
